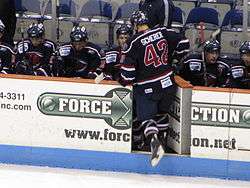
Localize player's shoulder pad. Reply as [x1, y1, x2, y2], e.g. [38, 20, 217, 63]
[217, 57, 230, 69]
[127, 34, 136, 44]
[183, 52, 202, 64]
[123, 33, 140, 54]
[0, 42, 15, 54]
[219, 55, 241, 67]
[160, 26, 177, 35]
[17, 39, 31, 54]
[160, 26, 184, 41]
[127, 32, 141, 44]
[86, 42, 101, 51]
[160, 26, 175, 32]
[58, 44, 72, 57]
[43, 39, 56, 51]
[85, 42, 104, 57]
[106, 46, 120, 54]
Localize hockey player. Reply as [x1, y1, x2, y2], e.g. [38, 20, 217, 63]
[104, 24, 133, 80]
[225, 41, 250, 89]
[0, 20, 16, 74]
[15, 23, 56, 76]
[179, 40, 230, 87]
[139, 0, 174, 28]
[119, 11, 190, 166]
[57, 26, 103, 79]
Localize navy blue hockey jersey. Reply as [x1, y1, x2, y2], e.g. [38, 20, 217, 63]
[120, 26, 189, 93]
[226, 62, 250, 89]
[58, 42, 103, 78]
[180, 52, 230, 87]
[15, 39, 56, 76]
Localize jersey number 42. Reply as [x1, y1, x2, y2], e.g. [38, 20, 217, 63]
[144, 39, 168, 67]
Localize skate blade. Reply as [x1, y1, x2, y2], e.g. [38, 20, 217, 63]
[151, 145, 165, 167]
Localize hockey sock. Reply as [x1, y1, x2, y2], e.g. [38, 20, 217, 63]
[154, 114, 170, 150]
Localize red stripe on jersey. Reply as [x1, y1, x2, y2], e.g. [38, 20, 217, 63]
[121, 64, 135, 68]
[137, 69, 173, 85]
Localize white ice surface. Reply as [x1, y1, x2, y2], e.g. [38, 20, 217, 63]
[0, 164, 250, 188]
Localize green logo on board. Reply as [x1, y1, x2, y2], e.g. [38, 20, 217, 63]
[37, 88, 132, 130]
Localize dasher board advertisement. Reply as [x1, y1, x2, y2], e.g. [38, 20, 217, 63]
[191, 88, 250, 162]
[0, 77, 132, 153]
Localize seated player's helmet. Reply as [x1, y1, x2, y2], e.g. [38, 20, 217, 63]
[70, 26, 88, 42]
[239, 41, 250, 54]
[130, 10, 149, 26]
[203, 40, 221, 53]
[116, 24, 133, 38]
[0, 19, 5, 33]
[27, 23, 45, 38]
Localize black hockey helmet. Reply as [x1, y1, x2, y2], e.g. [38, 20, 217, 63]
[130, 10, 149, 26]
[70, 26, 88, 42]
[239, 41, 250, 54]
[27, 23, 45, 38]
[203, 40, 221, 53]
[0, 19, 5, 33]
[116, 24, 133, 38]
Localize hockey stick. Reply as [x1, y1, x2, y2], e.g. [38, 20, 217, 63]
[40, 0, 50, 18]
[199, 22, 207, 86]
[195, 25, 221, 50]
[72, 0, 85, 22]
[20, 14, 26, 61]
[178, 25, 221, 73]
[56, 0, 60, 45]
[210, 28, 221, 40]
[201, 27, 221, 86]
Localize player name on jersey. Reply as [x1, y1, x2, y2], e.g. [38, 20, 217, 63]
[140, 31, 163, 46]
